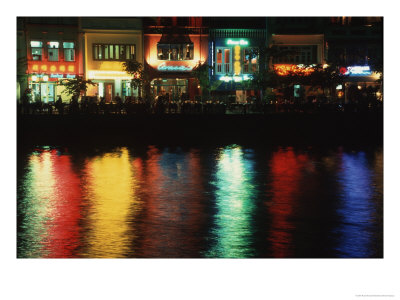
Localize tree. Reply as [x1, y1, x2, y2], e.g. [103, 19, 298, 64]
[122, 59, 146, 99]
[247, 45, 299, 101]
[60, 76, 96, 99]
[192, 61, 212, 101]
[304, 64, 346, 102]
[249, 69, 279, 102]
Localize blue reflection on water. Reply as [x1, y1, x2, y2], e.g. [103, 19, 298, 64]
[205, 145, 257, 258]
[336, 152, 375, 257]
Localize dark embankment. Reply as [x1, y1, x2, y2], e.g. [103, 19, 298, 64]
[17, 111, 383, 147]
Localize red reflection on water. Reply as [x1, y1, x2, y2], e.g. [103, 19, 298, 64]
[268, 148, 307, 257]
[43, 151, 82, 258]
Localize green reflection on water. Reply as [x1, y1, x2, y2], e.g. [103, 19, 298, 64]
[18, 152, 56, 258]
[205, 146, 257, 258]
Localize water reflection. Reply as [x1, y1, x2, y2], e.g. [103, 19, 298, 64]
[205, 146, 257, 258]
[17, 144, 383, 258]
[17, 149, 83, 258]
[266, 148, 308, 257]
[335, 151, 377, 258]
[137, 147, 206, 258]
[82, 148, 139, 258]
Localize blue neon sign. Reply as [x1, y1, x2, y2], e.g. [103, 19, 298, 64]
[345, 66, 372, 76]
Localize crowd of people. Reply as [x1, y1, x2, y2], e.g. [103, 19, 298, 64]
[18, 90, 382, 116]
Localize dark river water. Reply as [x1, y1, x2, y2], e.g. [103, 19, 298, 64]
[17, 143, 383, 258]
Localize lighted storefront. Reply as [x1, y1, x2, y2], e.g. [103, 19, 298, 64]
[270, 34, 325, 101]
[144, 30, 208, 101]
[27, 41, 80, 103]
[82, 18, 143, 102]
[339, 65, 382, 103]
[209, 29, 266, 103]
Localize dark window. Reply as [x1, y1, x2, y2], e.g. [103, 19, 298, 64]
[273, 45, 317, 64]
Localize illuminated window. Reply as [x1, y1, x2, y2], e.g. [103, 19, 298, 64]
[30, 41, 43, 61]
[93, 44, 135, 61]
[157, 44, 193, 61]
[216, 47, 231, 74]
[63, 42, 75, 62]
[47, 41, 59, 61]
[243, 48, 258, 73]
[216, 49, 222, 73]
[109, 45, 114, 59]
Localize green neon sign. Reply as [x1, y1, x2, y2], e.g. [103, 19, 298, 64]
[226, 39, 249, 46]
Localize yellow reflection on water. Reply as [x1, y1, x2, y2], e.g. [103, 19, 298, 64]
[83, 148, 139, 258]
[205, 146, 256, 258]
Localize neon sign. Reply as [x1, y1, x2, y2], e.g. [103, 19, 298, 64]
[344, 66, 372, 76]
[234, 45, 241, 75]
[226, 39, 249, 46]
[157, 62, 193, 72]
[87, 70, 131, 80]
[220, 75, 252, 82]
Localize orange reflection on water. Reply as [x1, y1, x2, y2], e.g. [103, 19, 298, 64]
[82, 148, 139, 258]
[268, 148, 307, 257]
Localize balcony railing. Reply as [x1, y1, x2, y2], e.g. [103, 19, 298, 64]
[210, 29, 267, 39]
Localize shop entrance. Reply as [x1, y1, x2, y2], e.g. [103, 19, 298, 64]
[151, 78, 188, 102]
[40, 83, 55, 103]
[105, 83, 113, 102]
[30, 82, 55, 103]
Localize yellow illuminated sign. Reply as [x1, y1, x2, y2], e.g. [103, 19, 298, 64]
[234, 45, 241, 75]
[87, 70, 132, 80]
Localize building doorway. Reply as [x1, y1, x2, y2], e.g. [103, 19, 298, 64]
[151, 78, 188, 102]
[105, 83, 113, 102]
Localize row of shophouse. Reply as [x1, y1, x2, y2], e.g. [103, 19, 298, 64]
[17, 17, 383, 104]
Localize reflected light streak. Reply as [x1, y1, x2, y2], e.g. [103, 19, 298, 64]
[139, 147, 205, 257]
[43, 154, 82, 258]
[335, 152, 375, 257]
[83, 148, 137, 258]
[17, 151, 57, 258]
[268, 148, 307, 258]
[205, 146, 256, 258]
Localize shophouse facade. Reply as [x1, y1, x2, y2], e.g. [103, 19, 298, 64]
[265, 17, 326, 101]
[324, 17, 383, 102]
[17, 17, 83, 103]
[269, 33, 326, 101]
[81, 17, 143, 102]
[143, 17, 208, 102]
[208, 17, 267, 103]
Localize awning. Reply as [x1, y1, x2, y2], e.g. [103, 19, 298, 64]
[344, 75, 380, 83]
[158, 33, 193, 45]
